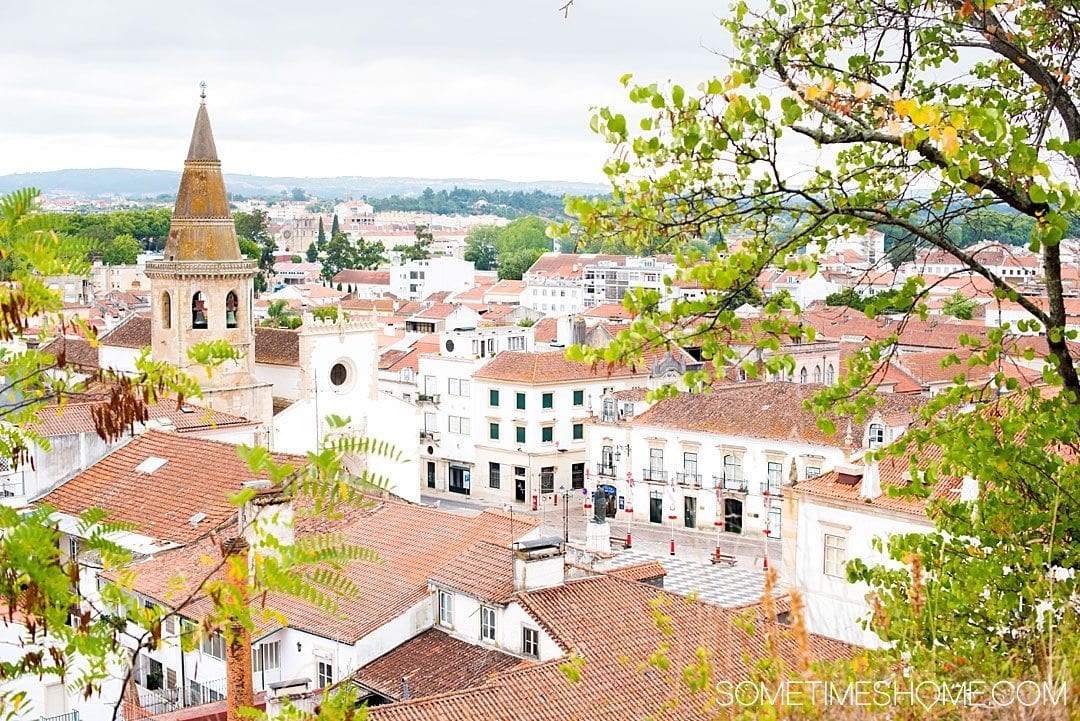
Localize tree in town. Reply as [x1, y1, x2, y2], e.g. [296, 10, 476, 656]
[566, 0, 1079, 703]
[290, 187, 308, 202]
[942, 290, 979, 320]
[497, 247, 544, 281]
[354, 236, 388, 270]
[396, 224, 434, 261]
[330, 213, 340, 239]
[99, 233, 142, 265]
[320, 231, 354, 282]
[464, 225, 500, 270]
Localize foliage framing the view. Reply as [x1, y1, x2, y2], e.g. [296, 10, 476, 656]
[564, 0, 1078, 715]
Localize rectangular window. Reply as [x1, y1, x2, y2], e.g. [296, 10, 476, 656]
[571, 462, 585, 490]
[489, 462, 501, 489]
[438, 590, 453, 626]
[572, 423, 583, 440]
[522, 626, 539, 658]
[650, 448, 664, 476]
[460, 379, 470, 397]
[683, 452, 698, 477]
[447, 416, 470, 435]
[480, 606, 496, 642]
[806, 466, 821, 479]
[824, 534, 847, 578]
[424, 375, 437, 395]
[573, 389, 584, 406]
[489, 389, 499, 406]
[252, 641, 280, 673]
[423, 412, 436, 433]
[516, 426, 526, 444]
[489, 422, 500, 440]
[542, 392, 553, 409]
[540, 467, 555, 494]
[516, 392, 526, 410]
[68, 536, 79, 561]
[766, 461, 783, 493]
[316, 660, 334, 689]
[542, 426, 553, 443]
[200, 632, 225, 661]
[508, 336, 525, 351]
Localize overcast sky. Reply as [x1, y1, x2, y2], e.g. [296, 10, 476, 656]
[1, 1, 731, 182]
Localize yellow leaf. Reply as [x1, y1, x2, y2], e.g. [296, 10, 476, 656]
[949, 112, 966, 129]
[940, 125, 960, 156]
[853, 81, 872, 101]
[821, 77, 835, 94]
[893, 98, 916, 118]
[909, 104, 939, 126]
[803, 85, 822, 101]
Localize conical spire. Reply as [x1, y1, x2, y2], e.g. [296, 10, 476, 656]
[162, 95, 242, 262]
[186, 101, 219, 162]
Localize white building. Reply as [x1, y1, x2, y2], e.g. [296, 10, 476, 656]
[581, 255, 676, 309]
[390, 257, 475, 301]
[784, 450, 968, 647]
[415, 327, 535, 495]
[584, 383, 918, 542]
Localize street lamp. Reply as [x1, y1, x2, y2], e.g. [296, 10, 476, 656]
[559, 485, 569, 543]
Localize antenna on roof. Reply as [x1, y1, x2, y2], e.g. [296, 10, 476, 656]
[199, 80, 207, 101]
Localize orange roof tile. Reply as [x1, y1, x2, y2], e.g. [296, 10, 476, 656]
[473, 351, 649, 384]
[429, 541, 516, 603]
[100, 315, 151, 348]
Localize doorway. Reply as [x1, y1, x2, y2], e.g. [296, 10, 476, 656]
[724, 498, 743, 534]
[449, 466, 470, 495]
[515, 466, 526, 502]
[649, 491, 663, 524]
[684, 496, 696, 528]
[426, 461, 435, 489]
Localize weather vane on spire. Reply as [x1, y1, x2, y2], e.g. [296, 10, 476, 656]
[199, 81, 207, 101]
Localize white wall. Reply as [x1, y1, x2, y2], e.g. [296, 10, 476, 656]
[256, 362, 301, 401]
[793, 496, 931, 647]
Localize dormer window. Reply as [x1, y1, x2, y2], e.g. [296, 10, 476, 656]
[868, 423, 885, 450]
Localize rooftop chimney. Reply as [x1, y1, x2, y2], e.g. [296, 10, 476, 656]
[860, 459, 881, 500]
[512, 537, 565, 592]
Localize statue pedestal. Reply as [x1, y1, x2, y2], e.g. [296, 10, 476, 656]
[585, 520, 611, 553]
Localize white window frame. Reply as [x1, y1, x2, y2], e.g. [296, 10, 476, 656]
[438, 590, 454, 626]
[522, 626, 539, 658]
[253, 640, 280, 673]
[316, 660, 334, 689]
[823, 533, 848, 578]
[480, 605, 496, 642]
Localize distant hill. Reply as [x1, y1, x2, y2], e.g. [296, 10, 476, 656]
[0, 168, 608, 200]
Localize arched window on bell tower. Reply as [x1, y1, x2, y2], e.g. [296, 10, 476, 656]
[161, 291, 172, 329]
[225, 291, 239, 329]
[192, 291, 208, 329]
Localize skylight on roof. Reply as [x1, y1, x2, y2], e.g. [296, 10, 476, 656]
[135, 456, 168, 474]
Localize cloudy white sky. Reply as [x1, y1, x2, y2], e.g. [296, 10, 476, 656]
[1, 1, 731, 182]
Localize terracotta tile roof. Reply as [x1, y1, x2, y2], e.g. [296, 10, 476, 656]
[582, 303, 633, 320]
[799, 306, 988, 349]
[99, 315, 151, 348]
[473, 351, 649, 384]
[795, 442, 956, 518]
[28, 400, 253, 438]
[894, 348, 1043, 387]
[37, 430, 304, 545]
[525, 253, 627, 281]
[332, 269, 391, 285]
[116, 501, 538, 644]
[532, 317, 558, 343]
[423, 291, 453, 303]
[40, 336, 99, 369]
[633, 383, 919, 449]
[603, 560, 667, 582]
[253, 327, 300, 366]
[372, 576, 853, 721]
[429, 541, 516, 603]
[412, 303, 465, 320]
[353, 628, 525, 702]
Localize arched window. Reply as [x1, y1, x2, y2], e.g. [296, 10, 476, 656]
[799, 367, 808, 384]
[192, 291, 208, 329]
[813, 365, 822, 383]
[868, 423, 885, 450]
[161, 291, 171, 329]
[225, 291, 239, 329]
[826, 364, 835, 386]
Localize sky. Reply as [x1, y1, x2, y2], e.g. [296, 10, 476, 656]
[0, 1, 732, 183]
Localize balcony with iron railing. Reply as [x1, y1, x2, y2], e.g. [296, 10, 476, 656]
[417, 393, 441, 404]
[676, 472, 702, 488]
[420, 429, 440, 441]
[714, 474, 748, 493]
[596, 463, 616, 477]
[41, 712, 78, 721]
[641, 467, 666, 483]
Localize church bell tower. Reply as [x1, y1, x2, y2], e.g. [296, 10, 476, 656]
[144, 88, 273, 426]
